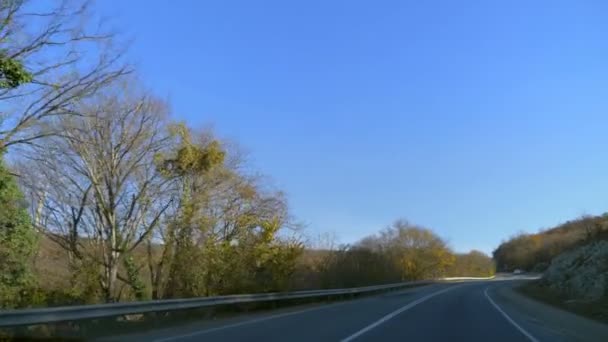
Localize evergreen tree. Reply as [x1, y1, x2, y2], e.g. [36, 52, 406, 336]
[0, 154, 37, 308]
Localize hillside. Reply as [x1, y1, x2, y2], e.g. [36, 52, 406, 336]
[495, 214, 608, 323]
[518, 240, 608, 323]
[543, 241, 608, 301]
[493, 213, 608, 272]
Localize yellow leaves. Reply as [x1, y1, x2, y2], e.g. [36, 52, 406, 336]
[168, 139, 225, 175]
[234, 213, 256, 230]
[401, 257, 417, 275]
[238, 183, 257, 200]
[204, 141, 225, 167]
[446, 250, 495, 277]
[530, 234, 542, 248]
[167, 122, 190, 141]
[157, 125, 226, 177]
[259, 217, 281, 243]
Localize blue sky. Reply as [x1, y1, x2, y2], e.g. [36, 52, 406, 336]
[97, 1, 608, 254]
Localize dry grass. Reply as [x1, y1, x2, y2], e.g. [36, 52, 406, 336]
[518, 281, 608, 324]
[33, 235, 71, 291]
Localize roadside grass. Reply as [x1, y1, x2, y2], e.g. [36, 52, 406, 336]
[517, 280, 608, 324]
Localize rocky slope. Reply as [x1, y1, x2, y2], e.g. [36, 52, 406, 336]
[543, 240, 608, 301]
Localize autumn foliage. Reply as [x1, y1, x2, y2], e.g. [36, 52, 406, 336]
[493, 214, 608, 272]
[304, 220, 494, 289]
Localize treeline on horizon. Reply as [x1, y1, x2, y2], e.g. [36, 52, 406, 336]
[0, 0, 493, 309]
[493, 213, 608, 272]
[297, 221, 494, 290]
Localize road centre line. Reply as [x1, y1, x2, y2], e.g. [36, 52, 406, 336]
[340, 284, 462, 342]
[151, 300, 356, 342]
[152, 284, 432, 342]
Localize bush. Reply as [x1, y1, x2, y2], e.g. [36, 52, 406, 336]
[0, 155, 38, 309]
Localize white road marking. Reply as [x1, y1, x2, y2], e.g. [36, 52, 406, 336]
[151, 296, 369, 342]
[441, 276, 495, 281]
[340, 284, 461, 342]
[484, 287, 539, 342]
[151, 284, 441, 342]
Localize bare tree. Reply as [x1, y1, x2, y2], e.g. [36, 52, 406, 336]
[145, 128, 301, 298]
[22, 84, 173, 302]
[0, 0, 129, 149]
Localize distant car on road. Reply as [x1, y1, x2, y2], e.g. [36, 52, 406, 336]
[513, 269, 523, 274]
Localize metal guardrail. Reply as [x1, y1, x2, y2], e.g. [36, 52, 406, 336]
[0, 280, 435, 327]
[0, 276, 503, 328]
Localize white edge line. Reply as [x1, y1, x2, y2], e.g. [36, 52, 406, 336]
[152, 296, 362, 342]
[484, 287, 539, 342]
[441, 276, 496, 281]
[340, 284, 461, 342]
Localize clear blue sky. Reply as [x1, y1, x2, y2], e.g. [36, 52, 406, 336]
[97, 1, 608, 254]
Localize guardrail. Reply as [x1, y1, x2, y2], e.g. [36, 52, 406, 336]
[0, 280, 435, 327]
[0, 276, 501, 328]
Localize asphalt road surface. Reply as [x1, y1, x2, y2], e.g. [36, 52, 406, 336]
[109, 277, 608, 342]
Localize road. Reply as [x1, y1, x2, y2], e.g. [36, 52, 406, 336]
[108, 277, 608, 342]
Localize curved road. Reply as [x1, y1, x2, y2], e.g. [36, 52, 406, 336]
[111, 278, 608, 342]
